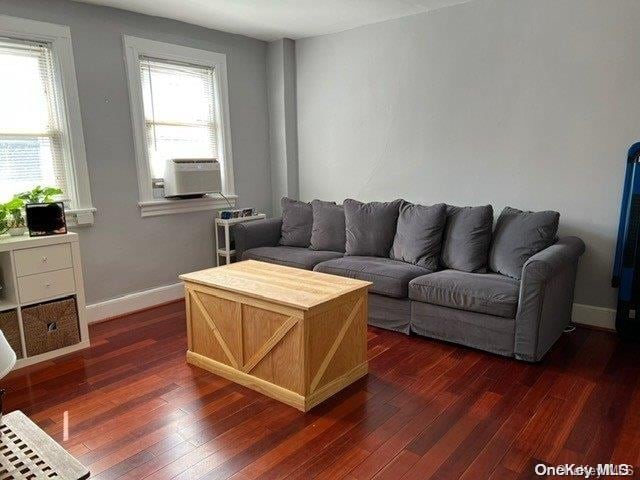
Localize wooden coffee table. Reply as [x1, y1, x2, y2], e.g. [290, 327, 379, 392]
[180, 260, 371, 412]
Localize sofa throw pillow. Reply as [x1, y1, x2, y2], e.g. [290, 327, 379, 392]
[489, 206, 560, 279]
[310, 200, 346, 252]
[279, 197, 313, 247]
[440, 205, 493, 273]
[390, 202, 447, 270]
[344, 198, 403, 257]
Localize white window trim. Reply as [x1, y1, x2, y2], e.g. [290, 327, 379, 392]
[123, 35, 236, 217]
[0, 15, 95, 226]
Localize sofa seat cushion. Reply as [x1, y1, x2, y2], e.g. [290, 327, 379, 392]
[409, 269, 519, 318]
[242, 247, 343, 270]
[314, 256, 430, 298]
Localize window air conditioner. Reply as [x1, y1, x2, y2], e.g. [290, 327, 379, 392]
[163, 158, 222, 198]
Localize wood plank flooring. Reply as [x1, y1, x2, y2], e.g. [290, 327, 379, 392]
[3, 300, 640, 479]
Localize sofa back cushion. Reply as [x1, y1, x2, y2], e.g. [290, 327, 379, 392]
[390, 202, 447, 270]
[279, 197, 313, 247]
[344, 198, 402, 257]
[441, 205, 493, 273]
[310, 200, 346, 252]
[489, 206, 560, 279]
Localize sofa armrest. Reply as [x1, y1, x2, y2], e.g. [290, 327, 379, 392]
[514, 236, 585, 362]
[234, 217, 282, 260]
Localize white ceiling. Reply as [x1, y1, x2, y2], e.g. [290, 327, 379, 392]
[73, 0, 473, 41]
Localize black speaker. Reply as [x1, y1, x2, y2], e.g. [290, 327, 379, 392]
[25, 202, 67, 237]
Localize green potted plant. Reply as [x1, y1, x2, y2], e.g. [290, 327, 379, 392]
[16, 186, 63, 204]
[3, 198, 26, 236]
[0, 205, 8, 235]
[0, 187, 64, 238]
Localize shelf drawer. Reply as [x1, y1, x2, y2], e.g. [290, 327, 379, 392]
[18, 269, 76, 304]
[14, 243, 73, 277]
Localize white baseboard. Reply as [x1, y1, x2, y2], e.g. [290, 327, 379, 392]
[85, 283, 616, 332]
[572, 303, 616, 331]
[86, 282, 183, 323]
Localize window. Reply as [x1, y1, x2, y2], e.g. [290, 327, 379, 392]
[123, 36, 236, 217]
[141, 58, 219, 179]
[0, 15, 94, 225]
[0, 39, 69, 202]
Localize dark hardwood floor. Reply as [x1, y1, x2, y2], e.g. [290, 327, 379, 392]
[4, 301, 640, 479]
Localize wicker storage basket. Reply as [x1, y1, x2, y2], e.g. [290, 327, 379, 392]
[22, 297, 80, 357]
[0, 309, 22, 359]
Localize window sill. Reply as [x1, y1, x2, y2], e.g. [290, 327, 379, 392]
[66, 207, 97, 227]
[138, 194, 237, 218]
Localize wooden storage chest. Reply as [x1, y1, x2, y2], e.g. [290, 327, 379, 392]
[180, 260, 371, 412]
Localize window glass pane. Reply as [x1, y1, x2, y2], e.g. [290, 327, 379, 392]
[140, 57, 218, 179]
[0, 52, 49, 133]
[0, 136, 66, 202]
[0, 38, 68, 201]
[141, 60, 214, 125]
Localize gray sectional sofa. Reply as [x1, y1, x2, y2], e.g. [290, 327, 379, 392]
[234, 198, 585, 362]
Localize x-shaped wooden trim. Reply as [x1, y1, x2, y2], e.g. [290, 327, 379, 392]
[191, 290, 239, 369]
[309, 297, 363, 393]
[242, 315, 298, 373]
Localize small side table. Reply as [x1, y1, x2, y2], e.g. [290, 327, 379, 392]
[214, 214, 266, 266]
[0, 410, 89, 479]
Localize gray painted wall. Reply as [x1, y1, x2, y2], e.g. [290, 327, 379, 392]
[296, 0, 640, 309]
[267, 38, 298, 215]
[0, 0, 272, 304]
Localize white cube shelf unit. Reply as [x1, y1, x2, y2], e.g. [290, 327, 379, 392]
[0, 232, 90, 370]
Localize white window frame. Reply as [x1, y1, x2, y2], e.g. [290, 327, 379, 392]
[0, 15, 95, 226]
[123, 36, 236, 217]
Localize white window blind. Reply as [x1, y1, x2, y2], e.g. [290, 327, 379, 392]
[0, 37, 70, 202]
[140, 57, 219, 179]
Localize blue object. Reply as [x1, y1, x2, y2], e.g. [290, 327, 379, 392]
[612, 142, 640, 337]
